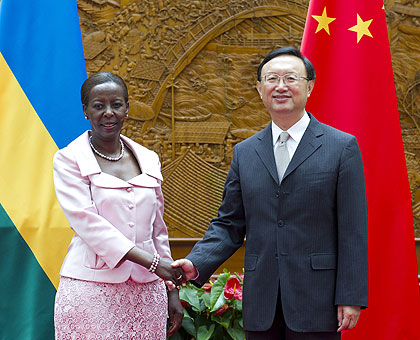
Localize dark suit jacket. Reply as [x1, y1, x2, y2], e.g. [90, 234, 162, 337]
[187, 113, 368, 332]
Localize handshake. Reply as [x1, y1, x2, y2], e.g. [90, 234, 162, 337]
[155, 258, 198, 290]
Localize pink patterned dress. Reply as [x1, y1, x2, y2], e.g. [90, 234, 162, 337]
[54, 277, 167, 340]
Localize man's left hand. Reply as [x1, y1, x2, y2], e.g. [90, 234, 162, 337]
[337, 305, 361, 332]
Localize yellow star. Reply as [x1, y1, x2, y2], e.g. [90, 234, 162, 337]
[312, 7, 336, 35]
[348, 14, 373, 43]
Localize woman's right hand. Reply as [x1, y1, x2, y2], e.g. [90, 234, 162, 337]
[155, 257, 184, 286]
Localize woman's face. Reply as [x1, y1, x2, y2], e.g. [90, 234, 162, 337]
[83, 81, 128, 142]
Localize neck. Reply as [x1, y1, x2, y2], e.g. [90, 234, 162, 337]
[90, 133, 122, 155]
[272, 110, 305, 131]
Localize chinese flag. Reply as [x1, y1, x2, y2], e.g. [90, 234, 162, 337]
[301, 1, 420, 339]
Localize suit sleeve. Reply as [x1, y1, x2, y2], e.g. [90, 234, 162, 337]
[335, 136, 368, 308]
[187, 146, 246, 285]
[53, 149, 135, 269]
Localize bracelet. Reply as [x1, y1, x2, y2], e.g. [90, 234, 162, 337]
[148, 253, 160, 273]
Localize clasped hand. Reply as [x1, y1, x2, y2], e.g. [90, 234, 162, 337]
[165, 259, 198, 290]
[154, 258, 185, 288]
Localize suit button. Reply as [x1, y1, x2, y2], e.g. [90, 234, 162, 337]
[277, 220, 284, 227]
[128, 222, 135, 228]
[275, 191, 280, 198]
[128, 204, 134, 209]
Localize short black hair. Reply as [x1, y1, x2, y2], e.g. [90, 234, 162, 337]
[81, 72, 129, 106]
[257, 46, 315, 82]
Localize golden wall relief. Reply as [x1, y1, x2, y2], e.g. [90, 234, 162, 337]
[78, 0, 420, 237]
[387, 1, 420, 237]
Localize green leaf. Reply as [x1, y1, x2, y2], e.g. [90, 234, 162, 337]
[181, 316, 196, 338]
[179, 284, 203, 312]
[212, 325, 231, 340]
[226, 327, 245, 340]
[196, 323, 215, 340]
[233, 298, 242, 311]
[201, 292, 212, 309]
[239, 315, 243, 328]
[210, 308, 232, 328]
[168, 330, 183, 340]
[210, 273, 230, 312]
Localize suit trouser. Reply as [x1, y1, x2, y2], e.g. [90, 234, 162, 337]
[246, 290, 341, 340]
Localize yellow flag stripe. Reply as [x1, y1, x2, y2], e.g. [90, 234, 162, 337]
[0, 53, 73, 288]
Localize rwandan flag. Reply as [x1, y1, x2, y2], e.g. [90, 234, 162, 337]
[0, 1, 88, 338]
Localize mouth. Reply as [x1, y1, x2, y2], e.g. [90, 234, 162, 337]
[272, 94, 291, 103]
[101, 122, 118, 130]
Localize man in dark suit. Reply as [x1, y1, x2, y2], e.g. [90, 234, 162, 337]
[172, 46, 368, 339]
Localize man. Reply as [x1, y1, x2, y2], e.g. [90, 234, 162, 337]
[173, 47, 368, 339]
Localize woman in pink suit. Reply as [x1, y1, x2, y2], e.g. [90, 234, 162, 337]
[53, 72, 183, 339]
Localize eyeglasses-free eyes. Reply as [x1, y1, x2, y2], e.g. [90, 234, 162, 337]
[262, 73, 310, 86]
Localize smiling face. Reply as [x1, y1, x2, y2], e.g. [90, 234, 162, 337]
[257, 55, 314, 127]
[83, 81, 128, 143]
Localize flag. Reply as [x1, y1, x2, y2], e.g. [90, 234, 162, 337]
[0, 1, 88, 338]
[301, 1, 420, 339]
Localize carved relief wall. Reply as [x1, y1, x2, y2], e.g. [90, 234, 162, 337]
[77, 0, 420, 238]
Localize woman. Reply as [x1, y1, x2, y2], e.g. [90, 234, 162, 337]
[53, 72, 183, 339]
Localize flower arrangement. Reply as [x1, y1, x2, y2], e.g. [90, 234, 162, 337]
[169, 269, 245, 340]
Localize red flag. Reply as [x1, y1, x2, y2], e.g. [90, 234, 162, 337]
[301, 1, 420, 339]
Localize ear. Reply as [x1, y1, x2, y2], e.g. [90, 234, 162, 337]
[256, 81, 263, 99]
[125, 102, 129, 116]
[83, 104, 89, 119]
[307, 80, 315, 97]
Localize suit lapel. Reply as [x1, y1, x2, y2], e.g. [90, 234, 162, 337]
[254, 123, 280, 186]
[283, 113, 323, 179]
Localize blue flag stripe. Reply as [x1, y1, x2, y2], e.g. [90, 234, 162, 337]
[0, 0, 89, 148]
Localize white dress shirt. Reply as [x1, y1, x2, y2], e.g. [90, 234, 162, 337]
[271, 112, 310, 159]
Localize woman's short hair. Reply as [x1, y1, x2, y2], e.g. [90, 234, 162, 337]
[81, 72, 128, 106]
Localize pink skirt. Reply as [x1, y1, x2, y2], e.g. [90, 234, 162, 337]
[54, 277, 168, 340]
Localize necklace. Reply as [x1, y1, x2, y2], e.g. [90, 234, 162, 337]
[89, 136, 124, 161]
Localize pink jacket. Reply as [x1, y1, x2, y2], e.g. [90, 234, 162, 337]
[53, 131, 172, 283]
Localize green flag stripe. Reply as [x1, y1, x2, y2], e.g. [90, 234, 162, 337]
[0, 204, 55, 340]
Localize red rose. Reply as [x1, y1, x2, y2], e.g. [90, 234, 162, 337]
[203, 284, 212, 293]
[224, 277, 243, 301]
[213, 304, 232, 315]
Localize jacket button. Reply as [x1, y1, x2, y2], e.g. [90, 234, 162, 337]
[128, 222, 135, 228]
[126, 187, 132, 192]
[277, 220, 284, 227]
[275, 191, 280, 198]
[128, 204, 134, 209]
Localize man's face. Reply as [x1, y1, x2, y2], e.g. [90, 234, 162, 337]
[257, 55, 314, 122]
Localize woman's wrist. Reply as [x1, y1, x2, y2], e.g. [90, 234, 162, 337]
[123, 247, 157, 270]
[148, 253, 160, 273]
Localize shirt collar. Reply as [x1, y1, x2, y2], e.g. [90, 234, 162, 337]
[272, 112, 310, 146]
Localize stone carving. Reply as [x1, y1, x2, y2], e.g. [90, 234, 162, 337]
[77, 0, 420, 237]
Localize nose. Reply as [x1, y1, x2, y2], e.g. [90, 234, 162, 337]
[104, 104, 113, 117]
[275, 78, 288, 90]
